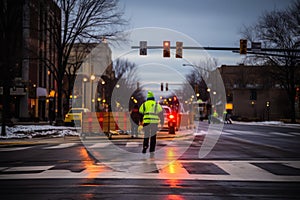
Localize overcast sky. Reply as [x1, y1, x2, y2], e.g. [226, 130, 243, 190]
[109, 0, 295, 96]
[118, 0, 294, 65]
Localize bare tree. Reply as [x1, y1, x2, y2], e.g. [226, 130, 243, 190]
[50, 0, 128, 124]
[64, 42, 97, 111]
[184, 57, 218, 103]
[241, 0, 300, 123]
[112, 58, 143, 110]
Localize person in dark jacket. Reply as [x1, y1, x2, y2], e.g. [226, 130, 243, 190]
[130, 104, 142, 138]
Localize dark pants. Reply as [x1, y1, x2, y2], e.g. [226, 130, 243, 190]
[131, 120, 139, 137]
[143, 123, 158, 152]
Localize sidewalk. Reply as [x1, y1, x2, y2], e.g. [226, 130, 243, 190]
[0, 122, 195, 144]
[105, 128, 194, 140]
[232, 120, 300, 128]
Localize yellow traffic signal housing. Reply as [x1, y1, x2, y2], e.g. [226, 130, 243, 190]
[163, 41, 170, 57]
[240, 39, 247, 54]
[176, 41, 183, 58]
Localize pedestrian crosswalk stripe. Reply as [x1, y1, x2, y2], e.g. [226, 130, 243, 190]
[43, 143, 77, 149]
[0, 146, 32, 151]
[125, 142, 139, 147]
[193, 130, 207, 135]
[88, 143, 110, 148]
[1, 160, 299, 182]
[3, 166, 54, 172]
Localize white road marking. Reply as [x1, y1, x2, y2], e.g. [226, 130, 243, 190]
[268, 132, 294, 137]
[222, 129, 258, 135]
[289, 132, 300, 136]
[88, 143, 110, 148]
[193, 130, 207, 135]
[125, 142, 140, 148]
[43, 143, 77, 149]
[1, 160, 299, 182]
[0, 147, 32, 151]
[3, 166, 54, 172]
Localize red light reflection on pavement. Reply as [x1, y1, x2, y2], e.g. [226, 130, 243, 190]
[79, 148, 108, 178]
[164, 194, 185, 200]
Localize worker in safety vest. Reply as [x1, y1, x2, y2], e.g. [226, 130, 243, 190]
[139, 91, 163, 154]
[209, 109, 219, 124]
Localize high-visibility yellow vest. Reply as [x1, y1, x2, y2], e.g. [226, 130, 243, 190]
[213, 111, 218, 117]
[139, 100, 162, 124]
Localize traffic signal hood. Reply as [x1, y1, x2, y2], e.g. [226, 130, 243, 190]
[176, 41, 183, 58]
[139, 41, 147, 56]
[240, 39, 247, 54]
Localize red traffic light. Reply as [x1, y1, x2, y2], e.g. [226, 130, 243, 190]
[163, 41, 170, 57]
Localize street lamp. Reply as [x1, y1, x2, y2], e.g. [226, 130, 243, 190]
[90, 74, 96, 111]
[82, 77, 88, 108]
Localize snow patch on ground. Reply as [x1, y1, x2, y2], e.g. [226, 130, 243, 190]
[0, 125, 79, 139]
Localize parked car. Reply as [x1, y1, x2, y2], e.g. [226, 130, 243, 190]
[64, 108, 90, 126]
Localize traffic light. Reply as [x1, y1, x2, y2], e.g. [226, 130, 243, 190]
[139, 41, 147, 56]
[240, 39, 247, 54]
[176, 41, 183, 58]
[166, 83, 168, 91]
[161, 82, 164, 91]
[163, 41, 170, 57]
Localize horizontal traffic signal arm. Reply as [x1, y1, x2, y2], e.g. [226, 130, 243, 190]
[132, 45, 300, 52]
[133, 45, 300, 58]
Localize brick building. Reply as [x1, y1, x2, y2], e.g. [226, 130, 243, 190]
[0, 0, 60, 122]
[219, 65, 294, 121]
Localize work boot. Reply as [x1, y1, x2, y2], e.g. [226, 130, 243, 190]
[142, 147, 148, 154]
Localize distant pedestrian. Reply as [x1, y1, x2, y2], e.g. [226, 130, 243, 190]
[139, 91, 163, 154]
[209, 109, 219, 124]
[130, 104, 142, 138]
[223, 110, 232, 124]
